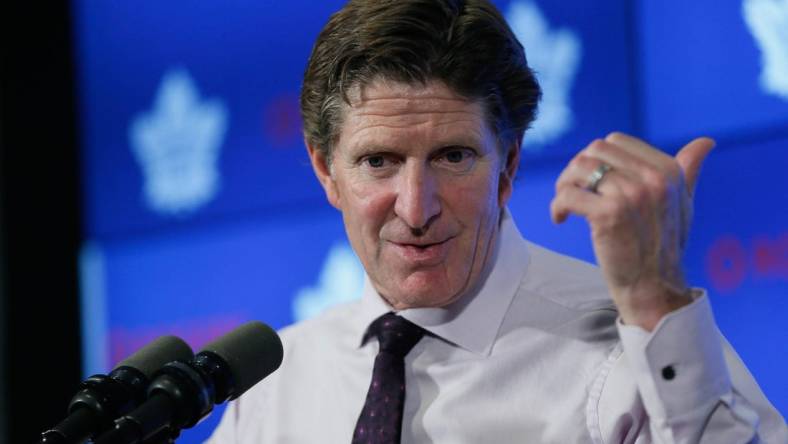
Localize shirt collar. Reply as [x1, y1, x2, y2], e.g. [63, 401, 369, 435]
[353, 208, 531, 356]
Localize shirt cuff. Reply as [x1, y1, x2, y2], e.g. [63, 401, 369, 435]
[616, 290, 732, 420]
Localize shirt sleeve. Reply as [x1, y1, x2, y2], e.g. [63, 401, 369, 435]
[598, 291, 788, 444]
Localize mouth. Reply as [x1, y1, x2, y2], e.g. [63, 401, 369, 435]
[388, 237, 453, 265]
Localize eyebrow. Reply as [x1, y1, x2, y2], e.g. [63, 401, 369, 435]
[345, 135, 487, 158]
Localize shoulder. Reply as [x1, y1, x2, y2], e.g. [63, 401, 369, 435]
[521, 240, 615, 312]
[501, 240, 619, 343]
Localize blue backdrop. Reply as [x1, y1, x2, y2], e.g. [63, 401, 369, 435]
[73, 1, 788, 442]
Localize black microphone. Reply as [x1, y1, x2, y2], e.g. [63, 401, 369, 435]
[94, 321, 283, 444]
[39, 335, 194, 444]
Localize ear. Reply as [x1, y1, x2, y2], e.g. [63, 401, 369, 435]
[498, 140, 521, 207]
[307, 141, 342, 210]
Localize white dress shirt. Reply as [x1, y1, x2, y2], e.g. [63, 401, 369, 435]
[207, 211, 787, 443]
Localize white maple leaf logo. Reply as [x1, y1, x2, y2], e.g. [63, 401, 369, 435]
[743, 0, 788, 100]
[129, 68, 228, 215]
[506, 1, 582, 151]
[292, 243, 365, 322]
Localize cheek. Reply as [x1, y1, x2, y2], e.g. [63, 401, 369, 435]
[447, 172, 500, 216]
[346, 181, 397, 231]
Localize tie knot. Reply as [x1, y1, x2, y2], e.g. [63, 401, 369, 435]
[367, 313, 425, 358]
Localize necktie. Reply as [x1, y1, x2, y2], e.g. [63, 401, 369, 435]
[352, 312, 425, 444]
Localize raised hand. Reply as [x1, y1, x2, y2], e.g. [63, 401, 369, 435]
[550, 132, 715, 331]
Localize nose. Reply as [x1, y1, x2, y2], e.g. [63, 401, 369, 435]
[394, 161, 441, 232]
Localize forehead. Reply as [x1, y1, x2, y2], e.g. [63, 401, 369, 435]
[337, 79, 490, 149]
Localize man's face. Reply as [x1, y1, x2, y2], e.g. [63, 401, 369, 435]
[309, 79, 518, 310]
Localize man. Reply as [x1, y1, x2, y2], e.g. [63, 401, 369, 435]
[208, 0, 787, 442]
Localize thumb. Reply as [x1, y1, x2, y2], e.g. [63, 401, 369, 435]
[675, 137, 715, 194]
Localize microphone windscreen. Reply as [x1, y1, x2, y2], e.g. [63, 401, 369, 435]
[115, 335, 194, 379]
[200, 321, 283, 397]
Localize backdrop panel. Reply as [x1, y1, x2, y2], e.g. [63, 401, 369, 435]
[72, 1, 787, 442]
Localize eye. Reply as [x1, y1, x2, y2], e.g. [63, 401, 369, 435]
[434, 147, 477, 172]
[365, 155, 386, 168]
[445, 150, 466, 163]
[358, 153, 399, 177]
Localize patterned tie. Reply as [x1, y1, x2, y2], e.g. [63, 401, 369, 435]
[352, 312, 425, 444]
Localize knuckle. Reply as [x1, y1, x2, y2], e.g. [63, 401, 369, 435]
[626, 184, 648, 204]
[605, 131, 624, 143]
[585, 139, 607, 156]
[641, 166, 661, 184]
[568, 155, 583, 170]
[570, 153, 593, 171]
[556, 169, 574, 189]
[652, 179, 668, 199]
[643, 169, 668, 197]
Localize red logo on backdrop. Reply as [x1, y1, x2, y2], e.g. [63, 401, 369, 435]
[109, 314, 248, 369]
[706, 232, 788, 293]
[262, 93, 302, 148]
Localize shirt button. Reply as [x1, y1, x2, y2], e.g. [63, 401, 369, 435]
[661, 365, 676, 381]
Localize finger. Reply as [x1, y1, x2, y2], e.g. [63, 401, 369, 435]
[556, 152, 639, 194]
[604, 132, 673, 166]
[582, 139, 664, 180]
[550, 184, 604, 224]
[675, 137, 715, 195]
[605, 131, 652, 150]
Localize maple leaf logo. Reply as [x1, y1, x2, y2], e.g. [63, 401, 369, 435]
[743, 0, 788, 100]
[506, 1, 582, 150]
[292, 243, 365, 322]
[130, 68, 228, 215]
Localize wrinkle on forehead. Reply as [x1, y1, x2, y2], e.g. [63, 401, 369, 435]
[352, 96, 482, 117]
[339, 79, 489, 146]
[348, 113, 485, 132]
[348, 79, 483, 115]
